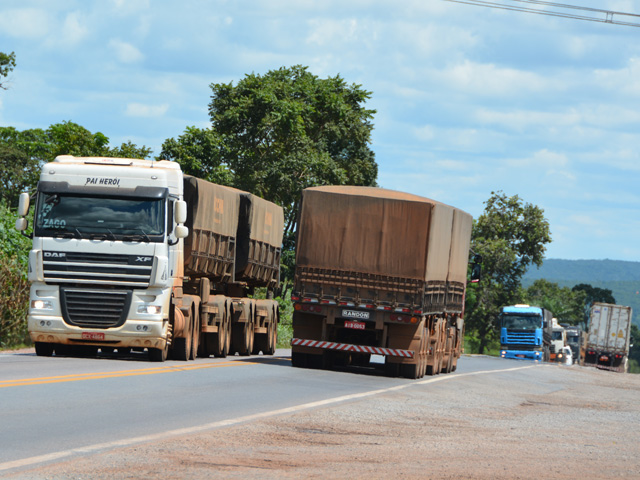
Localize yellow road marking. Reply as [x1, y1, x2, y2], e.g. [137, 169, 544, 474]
[0, 361, 256, 388]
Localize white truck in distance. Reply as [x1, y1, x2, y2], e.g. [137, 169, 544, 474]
[15, 156, 284, 362]
[583, 302, 633, 373]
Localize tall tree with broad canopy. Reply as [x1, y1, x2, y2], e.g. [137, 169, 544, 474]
[206, 65, 378, 232]
[0, 121, 151, 206]
[465, 191, 552, 354]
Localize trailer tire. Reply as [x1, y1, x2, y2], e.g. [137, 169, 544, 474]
[291, 351, 308, 368]
[190, 305, 200, 360]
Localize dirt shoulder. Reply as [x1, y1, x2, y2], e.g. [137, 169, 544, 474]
[5, 360, 640, 480]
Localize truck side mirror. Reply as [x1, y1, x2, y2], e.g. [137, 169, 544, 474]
[175, 200, 187, 224]
[15, 217, 28, 231]
[18, 192, 30, 217]
[175, 225, 189, 239]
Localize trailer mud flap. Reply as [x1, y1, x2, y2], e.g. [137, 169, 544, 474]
[291, 338, 414, 358]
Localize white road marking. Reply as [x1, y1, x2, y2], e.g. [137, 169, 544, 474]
[0, 363, 538, 473]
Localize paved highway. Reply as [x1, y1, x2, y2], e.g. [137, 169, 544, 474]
[0, 349, 549, 475]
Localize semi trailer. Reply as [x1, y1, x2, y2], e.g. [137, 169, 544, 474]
[15, 155, 284, 361]
[583, 302, 633, 373]
[290, 186, 476, 379]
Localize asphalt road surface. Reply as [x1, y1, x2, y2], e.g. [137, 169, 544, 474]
[1, 349, 639, 479]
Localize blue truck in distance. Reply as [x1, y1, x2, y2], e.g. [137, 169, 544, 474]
[500, 305, 553, 361]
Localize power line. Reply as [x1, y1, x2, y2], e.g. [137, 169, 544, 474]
[442, 0, 640, 27]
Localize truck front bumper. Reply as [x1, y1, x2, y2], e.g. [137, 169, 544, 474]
[28, 315, 168, 350]
[500, 349, 543, 361]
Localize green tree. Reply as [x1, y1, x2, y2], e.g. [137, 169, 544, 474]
[158, 126, 232, 185]
[521, 279, 586, 325]
[207, 65, 378, 231]
[0, 201, 31, 348]
[465, 191, 552, 354]
[0, 51, 16, 90]
[572, 283, 616, 324]
[0, 122, 151, 205]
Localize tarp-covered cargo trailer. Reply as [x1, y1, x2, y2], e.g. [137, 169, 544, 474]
[235, 193, 284, 289]
[183, 175, 240, 280]
[295, 186, 452, 311]
[292, 186, 473, 379]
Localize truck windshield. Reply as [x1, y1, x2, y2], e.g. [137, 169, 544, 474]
[501, 314, 542, 330]
[35, 193, 165, 241]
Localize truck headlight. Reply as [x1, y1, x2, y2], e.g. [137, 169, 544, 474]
[31, 300, 53, 310]
[137, 305, 162, 315]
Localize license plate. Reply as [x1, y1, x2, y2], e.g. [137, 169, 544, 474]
[516, 354, 525, 358]
[344, 320, 366, 330]
[599, 355, 609, 362]
[82, 332, 105, 341]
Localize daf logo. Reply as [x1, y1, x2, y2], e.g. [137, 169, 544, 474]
[136, 256, 152, 262]
[44, 252, 66, 258]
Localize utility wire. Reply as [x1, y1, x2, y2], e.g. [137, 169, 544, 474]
[443, 0, 640, 27]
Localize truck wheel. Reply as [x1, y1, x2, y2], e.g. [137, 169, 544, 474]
[149, 344, 168, 362]
[35, 342, 54, 357]
[384, 361, 400, 377]
[291, 351, 308, 368]
[400, 363, 419, 379]
[172, 311, 193, 361]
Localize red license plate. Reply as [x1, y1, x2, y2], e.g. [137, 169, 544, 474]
[82, 332, 105, 341]
[599, 355, 609, 362]
[516, 354, 525, 358]
[344, 320, 366, 330]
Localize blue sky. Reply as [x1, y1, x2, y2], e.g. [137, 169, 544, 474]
[1, 0, 639, 261]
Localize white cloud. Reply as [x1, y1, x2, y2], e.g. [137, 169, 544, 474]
[109, 39, 144, 64]
[125, 103, 169, 118]
[435, 60, 547, 97]
[0, 8, 50, 39]
[58, 12, 89, 46]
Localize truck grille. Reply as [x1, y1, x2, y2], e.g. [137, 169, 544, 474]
[43, 251, 153, 288]
[505, 331, 536, 345]
[60, 288, 131, 329]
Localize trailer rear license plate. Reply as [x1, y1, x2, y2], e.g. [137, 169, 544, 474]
[82, 332, 105, 341]
[599, 355, 609, 362]
[344, 320, 366, 330]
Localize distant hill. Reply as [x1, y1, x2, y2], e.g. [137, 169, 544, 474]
[523, 259, 640, 326]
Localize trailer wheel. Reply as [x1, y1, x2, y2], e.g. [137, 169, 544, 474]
[291, 351, 308, 368]
[190, 305, 200, 360]
[209, 302, 229, 358]
[35, 342, 54, 357]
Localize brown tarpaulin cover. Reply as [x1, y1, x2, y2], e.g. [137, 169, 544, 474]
[183, 175, 240, 276]
[242, 193, 284, 247]
[296, 186, 472, 283]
